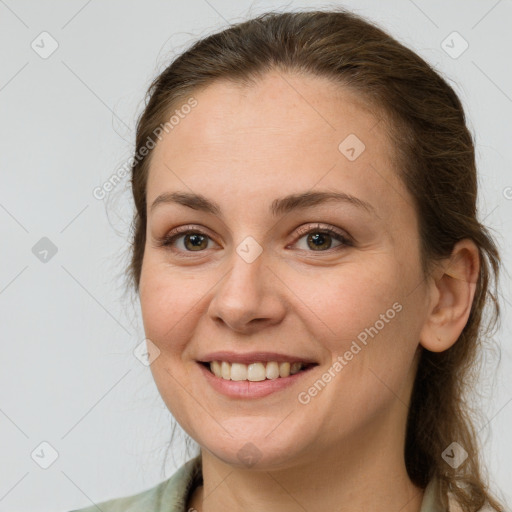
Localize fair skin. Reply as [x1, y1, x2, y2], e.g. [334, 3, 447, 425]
[138, 70, 479, 512]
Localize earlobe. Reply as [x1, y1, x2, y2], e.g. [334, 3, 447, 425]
[419, 239, 480, 353]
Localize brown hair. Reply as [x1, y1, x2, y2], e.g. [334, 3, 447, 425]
[126, 8, 504, 511]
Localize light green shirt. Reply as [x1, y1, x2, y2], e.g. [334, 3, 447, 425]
[69, 454, 445, 512]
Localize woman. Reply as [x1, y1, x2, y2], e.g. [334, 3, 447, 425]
[71, 8, 506, 512]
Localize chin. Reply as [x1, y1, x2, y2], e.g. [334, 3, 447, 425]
[197, 428, 309, 471]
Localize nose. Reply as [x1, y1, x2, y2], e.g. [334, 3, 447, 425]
[207, 248, 286, 334]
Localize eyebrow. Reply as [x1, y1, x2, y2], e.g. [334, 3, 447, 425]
[150, 190, 376, 217]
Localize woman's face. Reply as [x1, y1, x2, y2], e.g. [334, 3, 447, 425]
[139, 71, 431, 469]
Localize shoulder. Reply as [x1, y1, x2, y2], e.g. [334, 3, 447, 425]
[67, 455, 202, 512]
[68, 479, 170, 512]
[421, 477, 462, 512]
[421, 476, 502, 512]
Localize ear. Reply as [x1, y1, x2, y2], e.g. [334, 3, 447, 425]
[419, 239, 480, 353]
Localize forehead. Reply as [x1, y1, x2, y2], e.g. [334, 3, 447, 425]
[146, 71, 410, 223]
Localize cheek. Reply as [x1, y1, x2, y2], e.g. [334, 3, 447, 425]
[289, 255, 420, 391]
[292, 258, 404, 342]
[139, 258, 201, 354]
[292, 262, 419, 441]
[138, 263, 204, 422]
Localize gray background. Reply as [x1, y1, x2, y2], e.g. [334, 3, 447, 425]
[0, 0, 511, 510]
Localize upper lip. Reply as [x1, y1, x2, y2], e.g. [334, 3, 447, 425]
[197, 351, 319, 365]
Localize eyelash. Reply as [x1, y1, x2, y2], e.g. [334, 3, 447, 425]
[155, 223, 353, 257]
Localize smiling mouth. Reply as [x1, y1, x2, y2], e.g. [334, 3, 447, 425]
[199, 361, 318, 381]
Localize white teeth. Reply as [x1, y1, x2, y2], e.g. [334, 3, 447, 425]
[247, 363, 266, 381]
[211, 361, 222, 377]
[221, 361, 230, 380]
[266, 361, 280, 380]
[279, 362, 290, 377]
[230, 363, 248, 381]
[208, 361, 308, 381]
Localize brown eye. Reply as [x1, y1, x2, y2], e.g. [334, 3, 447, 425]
[181, 233, 209, 251]
[159, 229, 214, 253]
[293, 225, 352, 252]
[305, 232, 335, 251]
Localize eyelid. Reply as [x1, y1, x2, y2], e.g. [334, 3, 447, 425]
[156, 222, 353, 254]
[166, 224, 214, 239]
[155, 225, 219, 253]
[294, 223, 351, 242]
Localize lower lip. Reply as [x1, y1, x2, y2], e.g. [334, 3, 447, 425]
[197, 362, 317, 399]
